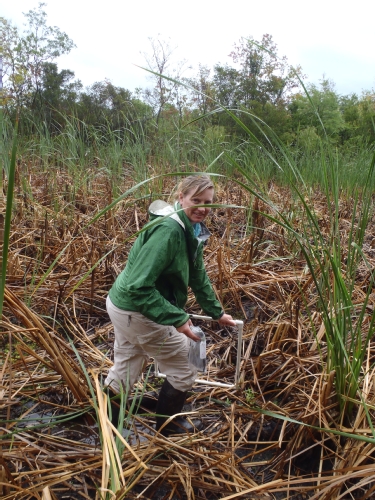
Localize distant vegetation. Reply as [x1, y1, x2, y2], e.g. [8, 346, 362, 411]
[2, 4, 375, 158]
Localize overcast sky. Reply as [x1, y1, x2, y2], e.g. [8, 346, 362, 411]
[3, 0, 375, 97]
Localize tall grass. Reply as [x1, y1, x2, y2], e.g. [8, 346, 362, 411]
[0, 114, 18, 318]
[220, 103, 375, 422]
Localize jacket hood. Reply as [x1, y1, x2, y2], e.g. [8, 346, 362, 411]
[148, 200, 185, 229]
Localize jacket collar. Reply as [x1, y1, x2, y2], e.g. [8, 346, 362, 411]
[148, 200, 211, 261]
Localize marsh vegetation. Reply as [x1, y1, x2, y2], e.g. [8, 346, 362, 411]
[2, 5, 375, 499]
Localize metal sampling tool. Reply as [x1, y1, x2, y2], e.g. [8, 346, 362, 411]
[155, 314, 244, 388]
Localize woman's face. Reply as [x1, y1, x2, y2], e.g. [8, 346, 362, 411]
[179, 187, 214, 224]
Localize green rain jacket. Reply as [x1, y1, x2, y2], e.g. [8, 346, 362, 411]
[108, 201, 223, 327]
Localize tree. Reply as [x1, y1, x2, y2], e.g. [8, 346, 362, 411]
[339, 93, 360, 143]
[3, 3, 75, 110]
[357, 92, 375, 144]
[227, 34, 302, 107]
[207, 35, 302, 140]
[77, 80, 152, 134]
[212, 64, 240, 108]
[290, 79, 345, 142]
[185, 65, 216, 116]
[38, 62, 82, 128]
[142, 36, 188, 125]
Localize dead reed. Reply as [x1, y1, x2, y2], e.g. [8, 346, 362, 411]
[1, 166, 375, 499]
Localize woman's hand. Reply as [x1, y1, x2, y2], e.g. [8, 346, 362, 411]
[176, 319, 200, 342]
[218, 314, 236, 327]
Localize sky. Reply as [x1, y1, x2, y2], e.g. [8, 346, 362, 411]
[3, 0, 375, 97]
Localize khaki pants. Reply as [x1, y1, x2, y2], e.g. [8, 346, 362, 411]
[105, 296, 197, 393]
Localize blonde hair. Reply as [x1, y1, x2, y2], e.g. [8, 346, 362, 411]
[176, 175, 214, 199]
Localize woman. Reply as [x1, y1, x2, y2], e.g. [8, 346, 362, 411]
[105, 175, 235, 435]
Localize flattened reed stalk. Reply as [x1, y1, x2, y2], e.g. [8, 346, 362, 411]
[3, 287, 88, 402]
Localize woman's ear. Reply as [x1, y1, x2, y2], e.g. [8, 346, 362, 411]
[178, 192, 183, 203]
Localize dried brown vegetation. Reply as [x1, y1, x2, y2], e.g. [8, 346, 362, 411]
[1, 167, 375, 499]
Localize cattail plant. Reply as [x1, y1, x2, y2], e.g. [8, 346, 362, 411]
[0, 114, 17, 318]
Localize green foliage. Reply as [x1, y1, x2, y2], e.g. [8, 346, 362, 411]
[2, 8, 374, 152]
[0, 115, 18, 317]
[208, 35, 301, 141]
[244, 388, 255, 405]
[290, 79, 345, 142]
[228, 34, 302, 106]
[357, 92, 375, 143]
[3, 2, 76, 110]
[37, 62, 82, 128]
[184, 64, 216, 118]
[77, 80, 152, 133]
[225, 114, 375, 422]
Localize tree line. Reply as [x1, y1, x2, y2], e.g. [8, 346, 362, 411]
[2, 3, 375, 149]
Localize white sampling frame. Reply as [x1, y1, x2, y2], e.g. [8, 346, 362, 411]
[155, 314, 244, 389]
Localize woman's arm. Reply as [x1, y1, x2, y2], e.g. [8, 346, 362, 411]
[112, 223, 190, 327]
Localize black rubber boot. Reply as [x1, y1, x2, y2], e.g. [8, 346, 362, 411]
[155, 379, 202, 436]
[128, 391, 158, 414]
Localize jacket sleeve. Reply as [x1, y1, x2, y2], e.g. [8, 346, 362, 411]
[121, 225, 190, 327]
[189, 245, 224, 320]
